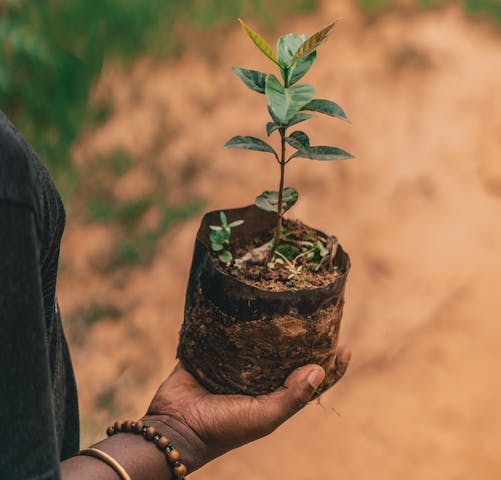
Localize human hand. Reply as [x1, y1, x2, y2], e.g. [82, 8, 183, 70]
[144, 346, 351, 473]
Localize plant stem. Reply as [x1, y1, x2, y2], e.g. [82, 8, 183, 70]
[267, 128, 287, 263]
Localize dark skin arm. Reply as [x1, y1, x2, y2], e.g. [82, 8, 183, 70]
[61, 349, 350, 479]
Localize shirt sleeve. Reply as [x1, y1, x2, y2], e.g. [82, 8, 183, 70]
[0, 201, 61, 479]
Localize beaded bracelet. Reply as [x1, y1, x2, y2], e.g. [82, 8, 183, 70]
[106, 419, 188, 479]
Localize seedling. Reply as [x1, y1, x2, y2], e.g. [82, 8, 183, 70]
[273, 236, 331, 279]
[209, 211, 244, 263]
[179, 21, 353, 399]
[225, 19, 354, 264]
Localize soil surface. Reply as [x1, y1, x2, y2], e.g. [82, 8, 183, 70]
[222, 218, 343, 291]
[60, 1, 501, 478]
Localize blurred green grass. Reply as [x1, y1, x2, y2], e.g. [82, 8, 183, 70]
[2, 0, 497, 198]
[0, 0, 318, 197]
[106, 198, 204, 269]
[357, 0, 501, 20]
[462, 0, 501, 20]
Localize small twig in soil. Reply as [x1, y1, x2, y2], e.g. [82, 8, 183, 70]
[314, 237, 339, 272]
[234, 241, 272, 268]
[329, 237, 339, 270]
[291, 247, 316, 268]
[315, 254, 329, 272]
[281, 238, 315, 248]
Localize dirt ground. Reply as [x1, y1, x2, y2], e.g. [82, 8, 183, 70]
[59, 1, 501, 478]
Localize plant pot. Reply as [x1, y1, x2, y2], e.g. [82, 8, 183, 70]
[177, 205, 350, 395]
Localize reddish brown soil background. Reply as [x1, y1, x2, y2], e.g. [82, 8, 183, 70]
[59, 1, 501, 477]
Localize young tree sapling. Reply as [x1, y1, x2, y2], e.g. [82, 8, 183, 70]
[224, 19, 354, 264]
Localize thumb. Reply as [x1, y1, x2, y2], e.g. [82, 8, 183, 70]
[254, 365, 325, 434]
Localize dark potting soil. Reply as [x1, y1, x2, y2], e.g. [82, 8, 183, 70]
[179, 288, 343, 395]
[215, 218, 342, 292]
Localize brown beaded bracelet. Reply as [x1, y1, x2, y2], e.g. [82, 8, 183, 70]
[106, 419, 188, 479]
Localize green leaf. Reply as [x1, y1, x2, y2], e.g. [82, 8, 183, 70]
[231, 66, 266, 94]
[286, 112, 314, 128]
[224, 136, 277, 157]
[286, 131, 310, 152]
[255, 187, 299, 213]
[209, 225, 222, 231]
[265, 74, 315, 124]
[317, 240, 329, 257]
[269, 110, 313, 130]
[210, 229, 229, 245]
[229, 219, 244, 228]
[291, 21, 337, 64]
[268, 105, 281, 124]
[211, 242, 224, 252]
[291, 145, 354, 161]
[277, 34, 316, 85]
[238, 18, 279, 65]
[277, 33, 309, 67]
[219, 250, 233, 263]
[301, 99, 350, 123]
[219, 211, 228, 225]
[289, 51, 316, 85]
[266, 122, 280, 136]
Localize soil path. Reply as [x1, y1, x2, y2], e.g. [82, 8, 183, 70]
[60, 1, 501, 477]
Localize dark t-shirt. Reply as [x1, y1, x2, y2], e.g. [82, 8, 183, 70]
[0, 111, 79, 479]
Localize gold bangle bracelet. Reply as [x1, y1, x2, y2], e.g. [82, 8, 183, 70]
[79, 447, 131, 480]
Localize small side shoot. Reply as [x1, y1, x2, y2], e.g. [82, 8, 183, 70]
[209, 211, 244, 264]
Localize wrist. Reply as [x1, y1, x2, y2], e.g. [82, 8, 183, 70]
[93, 430, 173, 479]
[141, 414, 212, 473]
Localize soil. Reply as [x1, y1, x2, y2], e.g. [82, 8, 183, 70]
[179, 291, 343, 395]
[60, 1, 501, 478]
[221, 218, 343, 291]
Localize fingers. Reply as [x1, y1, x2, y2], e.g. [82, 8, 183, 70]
[283, 364, 326, 404]
[251, 346, 351, 436]
[333, 345, 351, 384]
[252, 364, 326, 435]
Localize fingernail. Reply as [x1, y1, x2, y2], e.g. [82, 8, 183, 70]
[307, 367, 325, 389]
